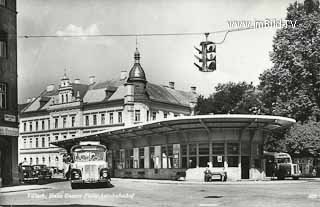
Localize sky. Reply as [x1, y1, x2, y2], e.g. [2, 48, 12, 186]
[17, 0, 299, 103]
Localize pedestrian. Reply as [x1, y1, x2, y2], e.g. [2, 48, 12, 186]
[221, 167, 227, 182]
[204, 166, 212, 182]
[18, 162, 24, 184]
[312, 168, 317, 177]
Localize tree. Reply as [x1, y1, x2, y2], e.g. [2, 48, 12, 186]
[259, 0, 320, 123]
[195, 81, 265, 115]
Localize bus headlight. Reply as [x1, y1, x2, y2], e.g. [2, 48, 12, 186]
[100, 169, 109, 178]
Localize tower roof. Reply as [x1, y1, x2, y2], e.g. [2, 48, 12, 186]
[127, 48, 147, 83]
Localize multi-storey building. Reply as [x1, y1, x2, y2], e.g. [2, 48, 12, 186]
[18, 48, 197, 171]
[0, 0, 19, 186]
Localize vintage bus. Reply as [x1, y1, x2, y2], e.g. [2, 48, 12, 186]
[264, 151, 301, 180]
[69, 141, 111, 189]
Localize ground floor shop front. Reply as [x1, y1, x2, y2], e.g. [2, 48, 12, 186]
[53, 115, 296, 181]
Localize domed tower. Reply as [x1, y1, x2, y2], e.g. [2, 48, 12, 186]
[126, 48, 148, 101]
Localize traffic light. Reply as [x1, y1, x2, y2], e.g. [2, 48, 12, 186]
[194, 40, 216, 72]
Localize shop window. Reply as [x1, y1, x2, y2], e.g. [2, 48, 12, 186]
[119, 150, 125, 169]
[139, 148, 144, 168]
[212, 143, 224, 154]
[101, 113, 105, 125]
[189, 157, 197, 168]
[125, 149, 133, 168]
[227, 143, 239, 155]
[182, 157, 188, 168]
[149, 146, 155, 168]
[118, 112, 122, 123]
[212, 155, 224, 167]
[199, 156, 210, 167]
[199, 143, 209, 155]
[227, 156, 239, 167]
[189, 144, 197, 156]
[161, 145, 173, 169]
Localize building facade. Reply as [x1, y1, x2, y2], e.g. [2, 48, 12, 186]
[18, 48, 197, 171]
[0, 0, 19, 186]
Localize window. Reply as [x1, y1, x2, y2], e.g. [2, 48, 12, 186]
[149, 146, 155, 169]
[199, 143, 209, 167]
[42, 137, 45, 148]
[63, 134, 67, 139]
[227, 143, 239, 155]
[30, 158, 33, 165]
[212, 143, 225, 167]
[146, 110, 149, 121]
[0, 40, 6, 58]
[55, 135, 58, 141]
[24, 157, 27, 162]
[139, 148, 144, 168]
[71, 116, 75, 127]
[35, 121, 38, 131]
[55, 156, 59, 162]
[36, 157, 39, 165]
[48, 137, 51, 147]
[23, 138, 26, 148]
[85, 115, 89, 126]
[42, 157, 45, 164]
[135, 110, 140, 122]
[189, 144, 197, 168]
[29, 122, 33, 131]
[61, 94, 64, 103]
[227, 156, 239, 167]
[181, 144, 187, 168]
[152, 112, 157, 120]
[164, 112, 168, 119]
[93, 114, 97, 125]
[48, 119, 50, 129]
[0, 83, 7, 109]
[118, 112, 122, 123]
[41, 120, 45, 130]
[161, 145, 173, 169]
[125, 149, 133, 168]
[54, 118, 58, 128]
[174, 114, 179, 117]
[23, 122, 26, 132]
[109, 113, 113, 124]
[101, 113, 105, 125]
[0, 0, 6, 7]
[49, 157, 51, 165]
[35, 138, 39, 148]
[29, 138, 32, 148]
[63, 117, 67, 128]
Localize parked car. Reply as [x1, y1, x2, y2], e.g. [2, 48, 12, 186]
[21, 165, 39, 183]
[33, 164, 52, 179]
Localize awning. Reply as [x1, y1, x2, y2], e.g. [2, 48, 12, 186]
[51, 114, 296, 151]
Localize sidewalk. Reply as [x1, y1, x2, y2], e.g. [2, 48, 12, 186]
[0, 184, 52, 194]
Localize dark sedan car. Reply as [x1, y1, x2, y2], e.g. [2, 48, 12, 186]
[21, 165, 39, 183]
[33, 165, 52, 179]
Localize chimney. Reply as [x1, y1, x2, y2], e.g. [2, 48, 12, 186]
[120, 71, 127, 80]
[46, 84, 55, 92]
[89, 76, 96, 84]
[169, 82, 175, 89]
[190, 86, 197, 93]
[74, 79, 80, 84]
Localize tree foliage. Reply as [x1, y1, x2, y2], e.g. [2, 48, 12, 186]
[195, 82, 264, 115]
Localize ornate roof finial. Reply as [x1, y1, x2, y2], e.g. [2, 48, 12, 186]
[134, 37, 140, 63]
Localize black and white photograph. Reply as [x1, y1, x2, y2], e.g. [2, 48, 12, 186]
[0, 0, 320, 206]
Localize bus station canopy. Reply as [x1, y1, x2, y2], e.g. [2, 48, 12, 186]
[51, 114, 296, 151]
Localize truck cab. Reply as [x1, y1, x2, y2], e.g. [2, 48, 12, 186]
[69, 141, 111, 189]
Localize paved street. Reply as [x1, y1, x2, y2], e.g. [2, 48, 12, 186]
[1, 178, 320, 207]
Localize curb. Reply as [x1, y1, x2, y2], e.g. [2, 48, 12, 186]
[0, 186, 52, 194]
[111, 178, 308, 185]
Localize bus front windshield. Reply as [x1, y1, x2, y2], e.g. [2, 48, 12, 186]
[73, 149, 105, 162]
[276, 158, 291, 163]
